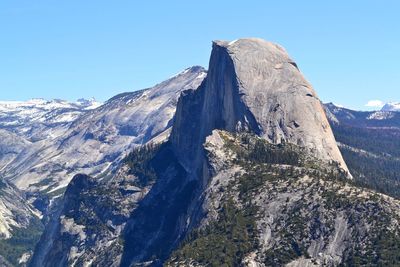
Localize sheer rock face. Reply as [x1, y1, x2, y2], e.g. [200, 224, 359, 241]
[30, 39, 356, 267]
[171, 38, 348, 174]
[2, 66, 206, 201]
[167, 130, 400, 266]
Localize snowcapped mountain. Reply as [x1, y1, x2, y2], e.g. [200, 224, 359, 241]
[0, 98, 101, 126]
[324, 102, 400, 126]
[0, 67, 205, 265]
[1, 38, 399, 266]
[0, 98, 102, 141]
[30, 38, 400, 267]
[0, 66, 206, 264]
[381, 102, 400, 112]
[0, 66, 206, 205]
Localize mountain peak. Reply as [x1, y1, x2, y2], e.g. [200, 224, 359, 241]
[381, 102, 400, 112]
[213, 37, 284, 49]
[171, 38, 349, 174]
[76, 97, 102, 110]
[168, 65, 206, 81]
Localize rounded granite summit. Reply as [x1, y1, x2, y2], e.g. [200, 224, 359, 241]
[172, 37, 349, 174]
[213, 37, 288, 56]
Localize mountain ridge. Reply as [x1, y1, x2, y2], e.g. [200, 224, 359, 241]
[1, 66, 206, 197]
[171, 38, 349, 174]
[381, 102, 400, 112]
[1, 39, 400, 266]
[121, 38, 353, 265]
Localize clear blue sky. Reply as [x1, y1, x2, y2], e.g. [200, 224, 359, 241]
[0, 1, 399, 110]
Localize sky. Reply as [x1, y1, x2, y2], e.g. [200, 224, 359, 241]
[0, 1, 399, 110]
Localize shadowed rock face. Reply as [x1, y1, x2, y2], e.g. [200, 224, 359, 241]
[30, 39, 356, 267]
[28, 67, 207, 267]
[119, 38, 352, 265]
[2, 66, 206, 202]
[171, 38, 349, 174]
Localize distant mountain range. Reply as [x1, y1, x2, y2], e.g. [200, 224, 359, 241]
[381, 102, 400, 111]
[0, 98, 101, 140]
[324, 102, 400, 126]
[324, 102, 400, 199]
[0, 67, 206, 203]
[0, 67, 206, 266]
[0, 39, 400, 266]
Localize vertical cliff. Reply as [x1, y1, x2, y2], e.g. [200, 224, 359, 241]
[33, 39, 375, 267]
[171, 38, 348, 174]
[121, 38, 352, 266]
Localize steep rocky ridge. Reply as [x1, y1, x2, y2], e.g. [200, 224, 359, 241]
[325, 103, 400, 199]
[171, 39, 348, 174]
[0, 180, 40, 239]
[30, 39, 400, 266]
[167, 130, 400, 266]
[1, 66, 206, 206]
[1, 66, 205, 266]
[121, 38, 351, 265]
[29, 143, 177, 266]
[28, 67, 206, 266]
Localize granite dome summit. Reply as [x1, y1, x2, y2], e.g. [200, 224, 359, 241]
[172, 38, 349, 174]
[22, 38, 400, 266]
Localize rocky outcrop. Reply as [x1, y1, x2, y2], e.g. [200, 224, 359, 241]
[29, 170, 147, 267]
[31, 39, 400, 266]
[121, 38, 351, 266]
[28, 174, 95, 267]
[28, 67, 206, 267]
[0, 179, 43, 265]
[0, 180, 40, 239]
[171, 38, 348, 176]
[167, 130, 400, 266]
[1, 66, 206, 211]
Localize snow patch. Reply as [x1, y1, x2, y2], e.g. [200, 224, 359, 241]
[381, 102, 400, 112]
[367, 111, 395, 120]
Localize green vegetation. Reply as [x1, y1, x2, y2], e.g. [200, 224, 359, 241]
[264, 211, 311, 266]
[332, 124, 400, 199]
[221, 132, 348, 180]
[222, 133, 301, 166]
[0, 217, 44, 266]
[340, 147, 400, 199]
[123, 143, 161, 187]
[169, 200, 258, 266]
[332, 125, 400, 158]
[342, 212, 400, 266]
[169, 133, 316, 266]
[322, 190, 351, 210]
[168, 131, 400, 266]
[239, 138, 300, 166]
